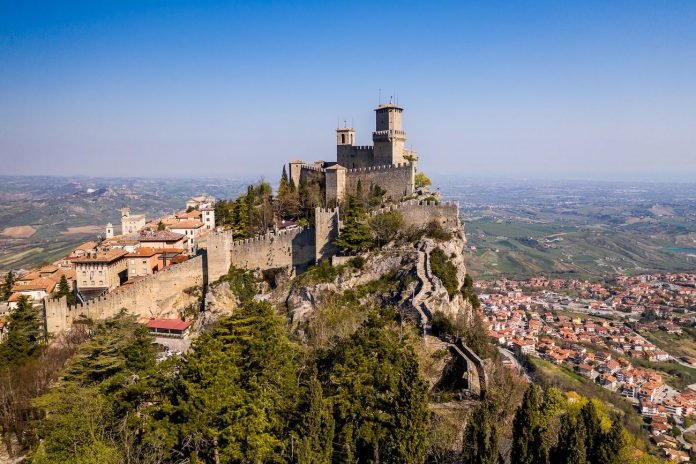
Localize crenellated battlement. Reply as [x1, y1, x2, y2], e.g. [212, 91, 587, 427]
[230, 226, 305, 248]
[369, 199, 459, 216]
[368, 199, 460, 231]
[345, 162, 411, 174]
[300, 163, 324, 173]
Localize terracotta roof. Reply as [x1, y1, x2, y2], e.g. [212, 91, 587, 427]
[127, 247, 160, 257]
[74, 249, 128, 264]
[176, 210, 202, 219]
[12, 278, 56, 292]
[74, 241, 98, 251]
[146, 319, 192, 331]
[170, 220, 203, 229]
[138, 230, 184, 242]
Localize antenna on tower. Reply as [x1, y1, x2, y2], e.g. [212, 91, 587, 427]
[379, 88, 382, 105]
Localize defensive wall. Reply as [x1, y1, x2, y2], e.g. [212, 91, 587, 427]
[345, 163, 414, 202]
[207, 207, 340, 281]
[207, 227, 315, 282]
[370, 199, 460, 230]
[337, 145, 376, 169]
[44, 255, 204, 334]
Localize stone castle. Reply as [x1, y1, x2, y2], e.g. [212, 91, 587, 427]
[44, 103, 460, 335]
[289, 101, 418, 204]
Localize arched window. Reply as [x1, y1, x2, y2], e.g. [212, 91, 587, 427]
[341, 134, 345, 144]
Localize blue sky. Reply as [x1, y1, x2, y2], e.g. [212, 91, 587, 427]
[1, 1, 695, 181]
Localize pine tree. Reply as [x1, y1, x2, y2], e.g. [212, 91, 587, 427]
[56, 275, 75, 305]
[551, 413, 587, 464]
[296, 377, 334, 463]
[279, 165, 290, 196]
[581, 400, 603, 464]
[0, 295, 44, 366]
[335, 196, 374, 254]
[597, 419, 628, 464]
[462, 400, 499, 464]
[1, 271, 15, 301]
[511, 384, 543, 464]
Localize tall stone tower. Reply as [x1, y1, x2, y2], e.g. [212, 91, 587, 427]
[373, 102, 407, 165]
[105, 223, 114, 239]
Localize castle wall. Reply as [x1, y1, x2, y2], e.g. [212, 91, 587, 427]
[314, 207, 339, 262]
[44, 256, 204, 334]
[337, 145, 376, 169]
[345, 163, 415, 201]
[370, 200, 460, 231]
[213, 227, 317, 273]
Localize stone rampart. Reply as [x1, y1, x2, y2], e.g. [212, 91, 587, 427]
[370, 199, 459, 230]
[44, 255, 204, 334]
[227, 227, 314, 271]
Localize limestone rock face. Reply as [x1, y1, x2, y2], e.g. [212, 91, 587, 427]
[284, 220, 469, 328]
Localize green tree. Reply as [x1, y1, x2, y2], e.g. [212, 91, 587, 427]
[511, 384, 543, 464]
[1, 271, 15, 301]
[29, 313, 158, 464]
[295, 377, 334, 463]
[155, 301, 301, 463]
[0, 295, 44, 366]
[369, 210, 404, 246]
[321, 310, 430, 463]
[55, 275, 75, 305]
[157, 220, 166, 231]
[551, 413, 587, 464]
[597, 420, 628, 464]
[414, 172, 432, 189]
[581, 400, 603, 464]
[335, 196, 374, 254]
[461, 400, 499, 464]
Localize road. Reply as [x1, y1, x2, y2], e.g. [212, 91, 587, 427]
[498, 347, 531, 381]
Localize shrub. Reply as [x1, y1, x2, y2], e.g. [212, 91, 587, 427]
[348, 256, 365, 270]
[369, 210, 404, 246]
[431, 311, 455, 338]
[425, 220, 452, 241]
[430, 248, 459, 299]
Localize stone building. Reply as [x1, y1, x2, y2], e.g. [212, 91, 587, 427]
[120, 207, 146, 235]
[74, 249, 129, 292]
[288, 102, 418, 204]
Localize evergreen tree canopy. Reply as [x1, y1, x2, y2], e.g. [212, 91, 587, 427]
[462, 400, 499, 464]
[335, 196, 374, 254]
[1, 271, 15, 301]
[0, 295, 44, 366]
[154, 301, 301, 463]
[319, 310, 430, 463]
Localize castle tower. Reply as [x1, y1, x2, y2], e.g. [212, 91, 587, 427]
[120, 207, 130, 219]
[105, 223, 114, 239]
[373, 101, 407, 165]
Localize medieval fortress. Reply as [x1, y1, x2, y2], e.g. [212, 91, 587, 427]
[43, 103, 460, 334]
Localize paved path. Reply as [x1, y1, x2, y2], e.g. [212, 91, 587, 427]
[498, 347, 531, 381]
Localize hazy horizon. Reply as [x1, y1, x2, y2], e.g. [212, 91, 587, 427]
[2, 1, 695, 180]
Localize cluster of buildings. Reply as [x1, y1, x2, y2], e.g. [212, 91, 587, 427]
[480, 274, 696, 460]
[0, 196, 217, 340]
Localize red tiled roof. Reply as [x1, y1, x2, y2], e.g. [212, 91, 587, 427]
[146, 319, 191, 331]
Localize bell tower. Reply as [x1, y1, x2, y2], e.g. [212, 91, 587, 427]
[373, 100, 407, 165]
[336, 123, 354, 146]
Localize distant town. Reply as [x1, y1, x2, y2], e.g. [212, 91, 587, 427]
[482, 273, 696, 458]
